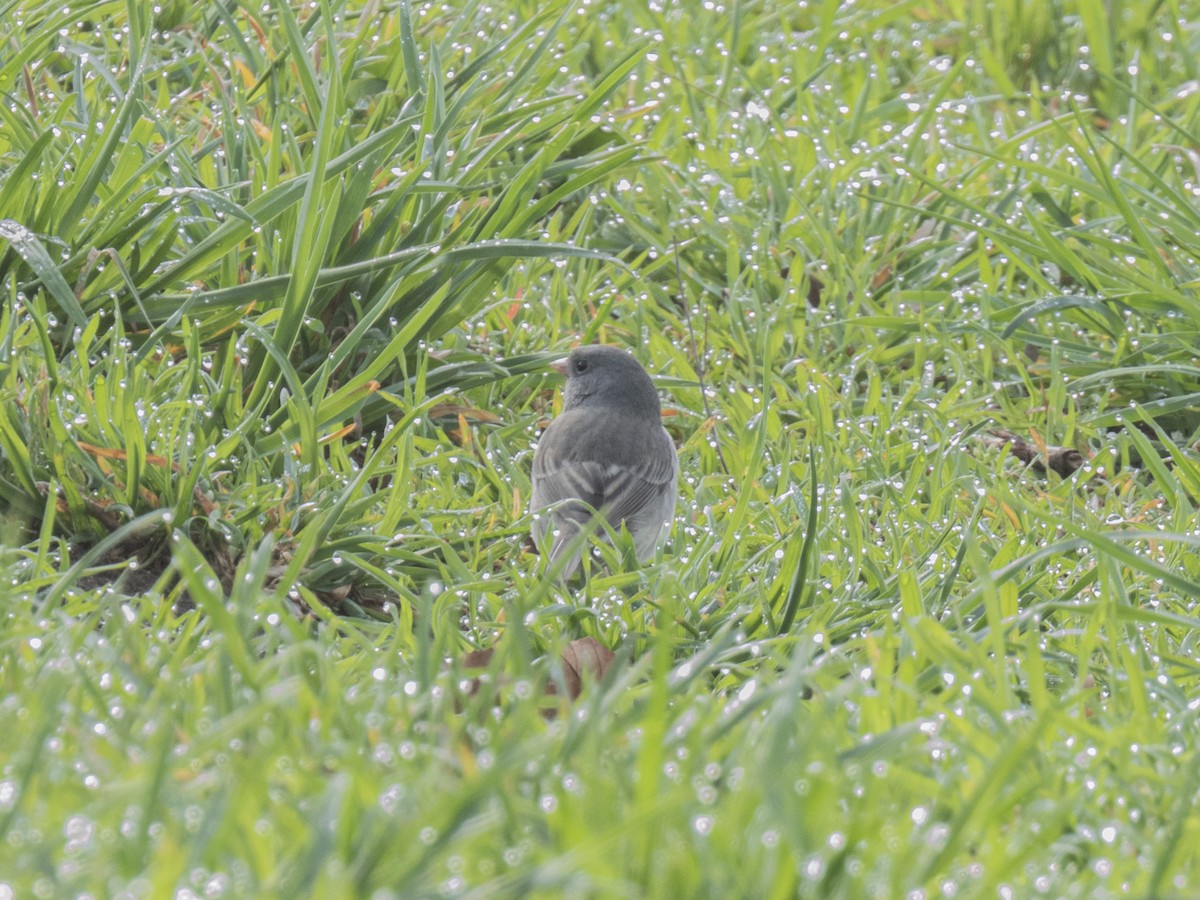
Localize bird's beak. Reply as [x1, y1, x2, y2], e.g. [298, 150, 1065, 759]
[549, 358, 569, 376]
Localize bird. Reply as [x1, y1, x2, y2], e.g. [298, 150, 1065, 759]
[531, 345, 679, 579]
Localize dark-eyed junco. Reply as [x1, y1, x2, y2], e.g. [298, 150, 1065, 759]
[531, 345, 678, 579]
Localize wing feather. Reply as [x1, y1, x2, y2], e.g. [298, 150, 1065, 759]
[531, 410, 678, 566]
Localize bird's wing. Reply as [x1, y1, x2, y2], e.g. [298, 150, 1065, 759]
[531, 456, 605, 524]
[532, 417, 676, 529]
[594, 428, 678, 528]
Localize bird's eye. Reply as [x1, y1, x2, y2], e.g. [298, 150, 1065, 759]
[574, 358, 588, 373]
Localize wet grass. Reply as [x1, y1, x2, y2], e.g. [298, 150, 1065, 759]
[3, 0, 1200, 896]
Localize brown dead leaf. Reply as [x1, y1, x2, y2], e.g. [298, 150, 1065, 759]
[453, 647, 498, 714]
[36, 481, 125, 531]
[985, 429, 1089, 479]
[461, 648, 496, 669]
[558, 637, 616, 700]
[76, 440, 171, 469]
[805, 273, 824, 308]
[430, 403, 502, 448]
[452, 638, 616, 711]
[870, 264, 893, 292]
[192, 485, 218, 516]
[320, 421, 360, 444]
[428, 403, 502, 425]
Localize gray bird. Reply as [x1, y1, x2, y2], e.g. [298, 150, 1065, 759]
[531, 345, 679, 578]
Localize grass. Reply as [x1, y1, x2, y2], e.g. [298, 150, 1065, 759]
[2, 0, 1200, 895]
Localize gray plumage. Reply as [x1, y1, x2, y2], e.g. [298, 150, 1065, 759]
[531, 345, 678, 578]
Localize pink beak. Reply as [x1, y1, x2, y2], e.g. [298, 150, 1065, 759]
[550, 358, 569, 376]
